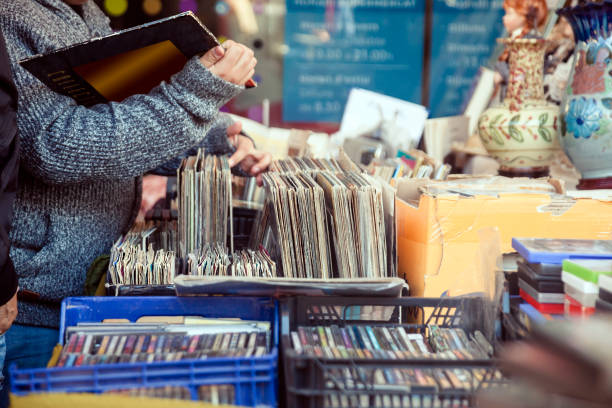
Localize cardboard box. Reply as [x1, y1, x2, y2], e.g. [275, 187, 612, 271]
[396, 177, 612, 297]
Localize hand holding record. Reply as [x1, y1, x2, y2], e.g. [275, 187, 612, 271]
[226, 122, 272, 186]
[199, 40, 257, 87]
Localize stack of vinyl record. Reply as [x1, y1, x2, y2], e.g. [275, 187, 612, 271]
[562, 260, 612, 316]
[512, 238, 612, 315]
[597, 273, 612, 312]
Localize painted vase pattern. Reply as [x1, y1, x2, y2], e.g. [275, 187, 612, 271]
[478, 38, 560, 170]
[558, 3, 612, 180]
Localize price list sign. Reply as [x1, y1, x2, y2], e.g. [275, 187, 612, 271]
[428, 0, 504, 118]
[282, 0, 425, 123]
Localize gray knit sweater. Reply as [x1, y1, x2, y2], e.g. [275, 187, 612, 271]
[0, 0, 243, 328]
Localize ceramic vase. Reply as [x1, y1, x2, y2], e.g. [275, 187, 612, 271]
[478, 38, 560, 176]
[558, 2, 612, 189]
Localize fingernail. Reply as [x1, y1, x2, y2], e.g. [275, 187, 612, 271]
[228, 159, 235, 167]
[214, 46, 225, 58]
[252, 166, 260, 173]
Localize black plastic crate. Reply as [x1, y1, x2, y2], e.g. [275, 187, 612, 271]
[280, 296, 505, 408]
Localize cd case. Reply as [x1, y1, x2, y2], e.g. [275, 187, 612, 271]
[519, 279, 564, 304]
[520, 289, 564, 314]
[517, 258, 561, 277]
[562, 259, 612, 284]
[512, 238, 612, 264]
[596, 297, 612, 311]
[600, 274, 612, 293]
[564, 283, 598, 308]
[600, 287, 612, 303]
[561, 271, 599, 294]
[517, 263, 564, 293]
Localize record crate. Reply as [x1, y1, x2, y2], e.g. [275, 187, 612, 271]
[106, 206, 259, 297]
[10, 296, 278, 407]
[280, 296, 505, 408]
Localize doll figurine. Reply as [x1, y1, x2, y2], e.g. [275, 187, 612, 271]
[478, 0, 561, 178]
[494, 0, 549, 96]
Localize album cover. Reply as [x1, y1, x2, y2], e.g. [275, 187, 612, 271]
[20, 12, 219, 106]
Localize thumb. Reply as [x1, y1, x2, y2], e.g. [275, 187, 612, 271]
[228, 141, 250, 168]
[200, 45, 225, 69]
[226, 121, 243, 137]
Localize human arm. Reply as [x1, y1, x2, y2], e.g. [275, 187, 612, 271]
[1, 17, 250, 185]
[227, 121, 272, 186]
[148, 113, 269, 175]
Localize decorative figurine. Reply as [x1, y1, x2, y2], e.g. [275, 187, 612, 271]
[478, 0, 560, 177]
[557, 2, 612, 189]
[493, 0, 548, 99]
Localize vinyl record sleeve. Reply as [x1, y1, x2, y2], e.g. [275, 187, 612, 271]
[19, 12, 219, 106]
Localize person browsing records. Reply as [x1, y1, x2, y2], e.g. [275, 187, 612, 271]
[0, 0, 270, 399]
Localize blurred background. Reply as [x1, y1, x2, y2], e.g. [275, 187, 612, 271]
[94, 0, 506, 133]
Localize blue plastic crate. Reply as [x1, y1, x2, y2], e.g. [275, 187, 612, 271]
[10, 296, 278, 407]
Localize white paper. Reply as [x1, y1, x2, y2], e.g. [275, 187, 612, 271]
[337, 88, 428, 151]
[228, 113, 291, 159]
[424, 115, 470, 163]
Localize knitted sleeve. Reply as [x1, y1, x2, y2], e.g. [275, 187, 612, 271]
[0, 30, 18, 306]
[149, 113, 237, 176]
[2, 16, 243, 185]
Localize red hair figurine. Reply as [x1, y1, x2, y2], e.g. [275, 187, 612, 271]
[495, 0, 549, 94]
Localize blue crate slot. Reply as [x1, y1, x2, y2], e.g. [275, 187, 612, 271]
[10, 357, 276, 406]
[59, 296, 279, 345]
[11, 296, 278, 407]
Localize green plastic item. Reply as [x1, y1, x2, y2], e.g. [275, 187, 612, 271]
[562, 259, 612, 284]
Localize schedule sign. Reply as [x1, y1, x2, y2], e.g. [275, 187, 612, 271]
[428, 0, 504, 118]
[283, 0, 426, 123]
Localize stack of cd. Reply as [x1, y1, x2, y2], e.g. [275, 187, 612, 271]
[290, 324, 494, 360]
[516, 257, 564, 314]
[51, 318, 271, 368]
[512, 238, 612, 315]
[289, 323, 499, 402]
[562, 260, 612, 316]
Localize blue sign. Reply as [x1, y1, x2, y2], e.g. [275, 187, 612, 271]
[283, 0, 425, 123]
[428, 0, 504, 118]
